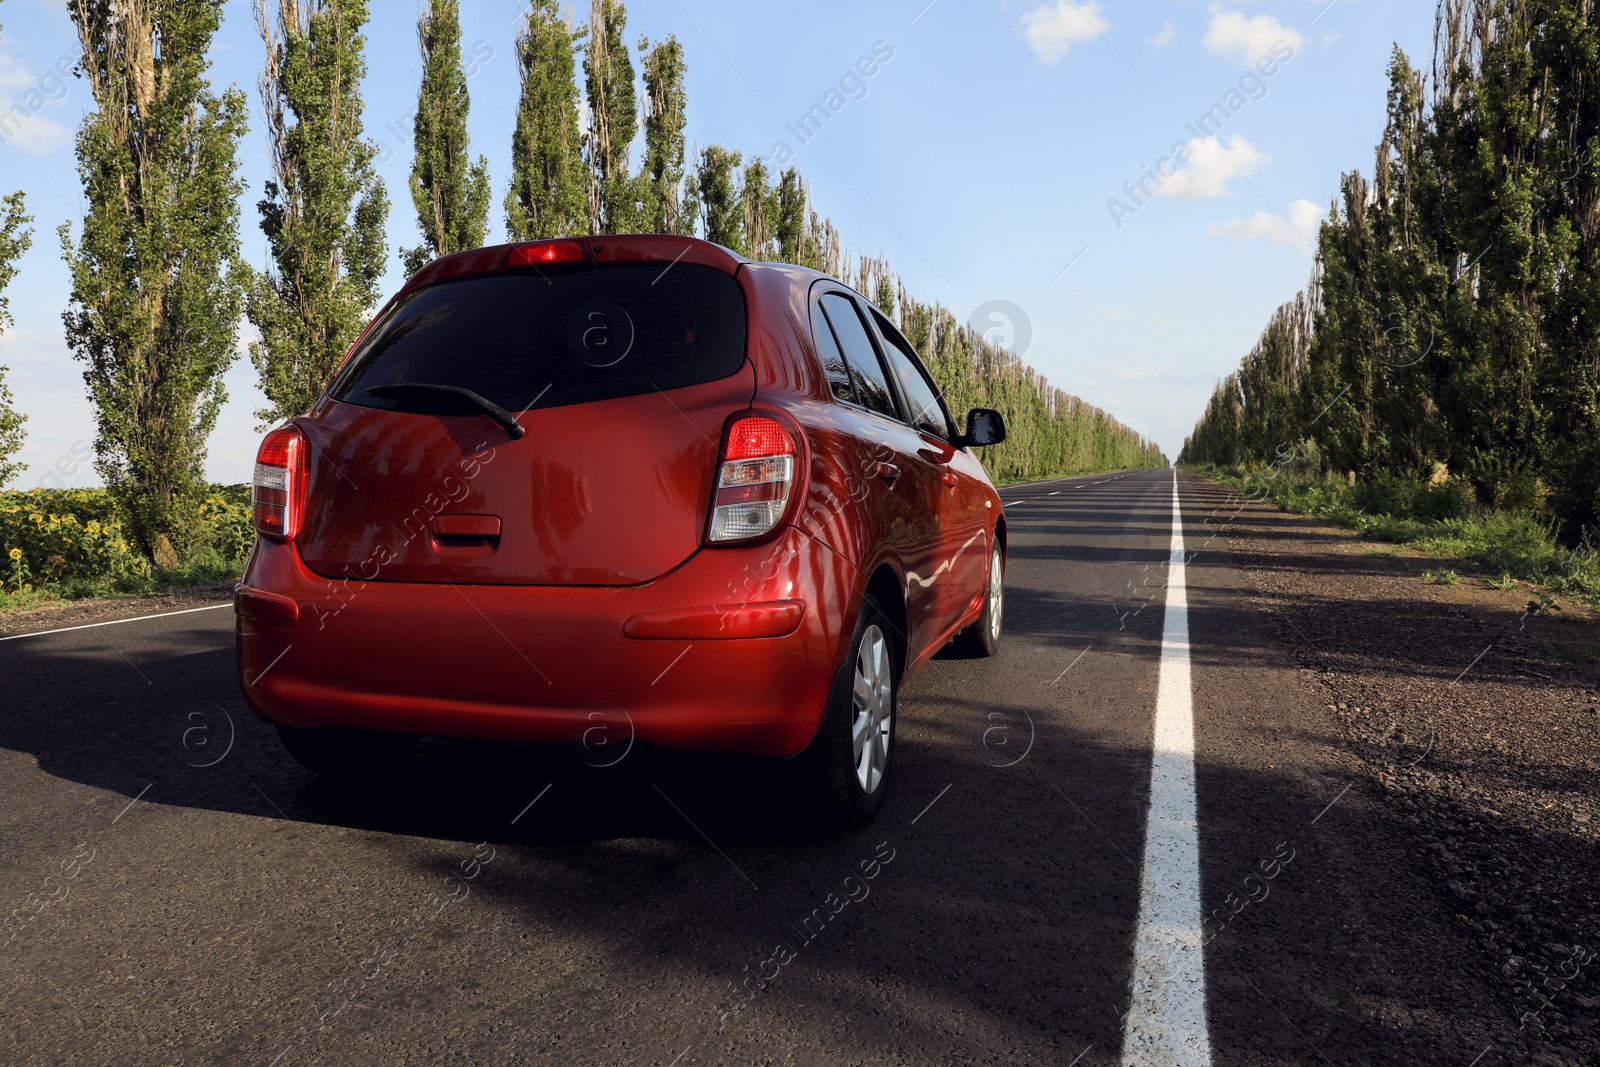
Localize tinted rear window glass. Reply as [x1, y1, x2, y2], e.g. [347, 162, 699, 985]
[331, 264, 746, 413]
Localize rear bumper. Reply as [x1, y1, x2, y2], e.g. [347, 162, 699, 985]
[234, 526, 856, 758]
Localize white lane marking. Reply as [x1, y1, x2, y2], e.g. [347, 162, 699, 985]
[1122, 470, 1211, 1066]
[0, 603, 232, 643]
[1050, 490, 1062, 495]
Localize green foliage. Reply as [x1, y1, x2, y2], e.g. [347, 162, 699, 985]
[504, 0, 587, 241]
[58, 0, 249, 566]
[695, 145, 744, 252]
[741, 158, 777, 258]
[774, 169, 806, 263]
[0, 190, 31, 488]
[1, 491, 148, 594]
[1182, 11, 1600, 547]
[0, 486, 252, 606]
[248, 0, 389, 426]
[402, 0, 491, 276]
[639, 35, 691, 235]
[583, 0, 637, 234]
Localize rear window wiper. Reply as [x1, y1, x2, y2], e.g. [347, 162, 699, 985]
[363, 383, 527, 440]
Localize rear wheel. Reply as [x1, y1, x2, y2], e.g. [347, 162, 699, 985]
[952, 542, 1004, 658]
[807, 596, 898, 828]
[276, 725, 417, 775]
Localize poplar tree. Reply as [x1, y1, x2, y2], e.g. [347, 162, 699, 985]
[741, 158, 776, 259]
[505, 1, 586, 240]
[0, 191, 31, 488]
[639, 35, 690, 235]
[774, 169, 807, 263]
[58, 0, 248, 563]
[402, 0, 491, 275]
[248, 0, 389, 425]
[695, 145, 743, 252]
[584, 0, 637, 233]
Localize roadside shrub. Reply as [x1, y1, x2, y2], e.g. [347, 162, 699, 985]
[0, 485, 252, 601]
[1351, 478, 1408, 517]
[1410, 481, 1474, 522]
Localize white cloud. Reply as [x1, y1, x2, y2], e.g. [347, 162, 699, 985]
[1148, 20, 1177, 47]
[1156, 135, 1269, 199]
[1202, 9, 1305, 66]
[1209, 198, 1323, 256]
[1020, 1, 1110, 64]
[0, 50, 73, 156]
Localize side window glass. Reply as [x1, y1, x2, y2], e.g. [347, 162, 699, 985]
[819, 294, 898, 420]
[811, 302, 857, 405]
[870, 310, 952, 441]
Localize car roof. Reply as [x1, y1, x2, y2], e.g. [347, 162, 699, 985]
[400, 234, 863, 302]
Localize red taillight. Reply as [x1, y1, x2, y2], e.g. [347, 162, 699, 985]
[724, 416, 796, 461]
[253, 426, 306, 541]
[506, 240, 588, 267]
[709, 415, 798, 544]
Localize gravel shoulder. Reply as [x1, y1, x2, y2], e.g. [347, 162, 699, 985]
[1194, 473, 1600, 1067]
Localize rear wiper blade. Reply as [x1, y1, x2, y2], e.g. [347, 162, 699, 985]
[364, 383, 527, 440]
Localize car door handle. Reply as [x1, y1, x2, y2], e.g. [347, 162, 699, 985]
[871, 461, 900, 484]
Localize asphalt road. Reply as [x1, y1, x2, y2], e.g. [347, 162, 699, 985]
[0, 469, 1433, 1065]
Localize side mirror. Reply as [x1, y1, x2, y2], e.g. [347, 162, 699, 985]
[963, 408, 1006, 448]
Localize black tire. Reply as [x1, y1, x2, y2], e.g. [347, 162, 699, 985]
[805, 595, 899, 828]
[276, 724, 417, 775]
[952, 541, 1004, 658]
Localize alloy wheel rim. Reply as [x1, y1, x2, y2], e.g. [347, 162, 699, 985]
[988, 551, 1003, 641]
[851, 624, 892, 794]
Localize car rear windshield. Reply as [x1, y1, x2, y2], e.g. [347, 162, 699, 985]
[330, 263, 747, 414]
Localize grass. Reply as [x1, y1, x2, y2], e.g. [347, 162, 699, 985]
[0, 557, 244, 616]
[1198, 464, 1600, 610]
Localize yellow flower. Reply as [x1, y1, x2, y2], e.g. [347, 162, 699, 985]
[7, 548, 20, 560]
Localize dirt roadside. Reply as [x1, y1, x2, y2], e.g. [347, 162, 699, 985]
[1196, 473, 1600, 1066]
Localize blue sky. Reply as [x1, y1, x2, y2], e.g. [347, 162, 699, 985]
[0, 0, 1436, 485]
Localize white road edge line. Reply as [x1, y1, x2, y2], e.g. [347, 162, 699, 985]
[1122, 469, 1212, 1066]
[0, 602, 232, 643]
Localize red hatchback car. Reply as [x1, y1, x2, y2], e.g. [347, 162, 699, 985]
[235, 235, 1007, 825]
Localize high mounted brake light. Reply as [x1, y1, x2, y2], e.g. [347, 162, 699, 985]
[253, 425, 307, 541]
[708, 414, 797, 544]
[506, 240, 588, 267]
